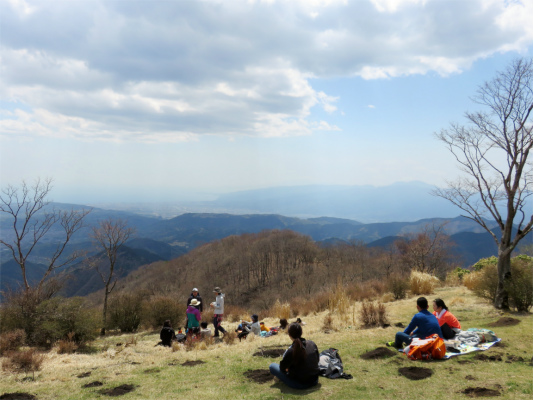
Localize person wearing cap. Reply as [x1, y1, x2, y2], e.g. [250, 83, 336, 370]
[186, 299, 202, 335]
[210, 286, 227, 337]
[238, 314, 261, 340]
[187, 288, 203, 312]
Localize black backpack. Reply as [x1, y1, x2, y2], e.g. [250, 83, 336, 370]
[318, 348, 353, 380]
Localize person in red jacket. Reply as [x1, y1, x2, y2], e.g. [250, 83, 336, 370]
[432, 298, 461, 339]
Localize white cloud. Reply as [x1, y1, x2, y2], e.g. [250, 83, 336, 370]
[1, 0, 532, 142]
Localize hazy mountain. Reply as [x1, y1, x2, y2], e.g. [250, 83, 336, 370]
[209, 182, 464, 222]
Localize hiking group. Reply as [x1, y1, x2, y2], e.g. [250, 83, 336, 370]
[160, 290, 467, 391]
[160, 286, 226, 346]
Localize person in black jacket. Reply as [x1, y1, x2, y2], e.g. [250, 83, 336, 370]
[160, 320, 176, 347]
[187, 288, 203, 312]
[269, 322, 320, 389]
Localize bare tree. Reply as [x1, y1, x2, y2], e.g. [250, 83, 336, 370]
[434, 58, 533, 309]
[395, 224, 455, 276]
[0, 178, 91, 296]
[91, 218, 135, 335]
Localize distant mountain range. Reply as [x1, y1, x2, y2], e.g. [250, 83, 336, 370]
[2, 181, 531, 299]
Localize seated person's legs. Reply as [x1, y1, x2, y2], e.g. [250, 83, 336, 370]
[395, 331, 412, 349]
[269, 363, 317, 390]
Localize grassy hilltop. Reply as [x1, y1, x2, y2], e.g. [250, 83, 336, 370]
[1, 286, 532, 400]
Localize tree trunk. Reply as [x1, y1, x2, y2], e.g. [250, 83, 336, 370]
[494, 250, 511, 310]
[101, 289, 109, 335]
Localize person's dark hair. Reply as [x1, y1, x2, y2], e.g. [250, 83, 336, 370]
[279, 318, 288, 329]
[288, 322, 306, 363]
[434, 298, 448, 310]
[163, 320, 171, 328]
[251, 314, 259, 322]
[200, 322, 208, 329]
[296, 318, 302, 323]
[417, 297, 429, 309]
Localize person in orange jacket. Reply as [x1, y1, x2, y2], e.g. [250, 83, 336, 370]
[432, 298, 461, 339]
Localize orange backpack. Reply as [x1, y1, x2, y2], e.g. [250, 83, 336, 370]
[406, 334, 446, 361]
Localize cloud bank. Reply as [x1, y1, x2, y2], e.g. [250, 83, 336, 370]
[1, 0, 532, 142]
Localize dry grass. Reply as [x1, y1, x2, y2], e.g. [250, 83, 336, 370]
[410, 270, 441, 295]
[328, 282, 352, 317]
[269, 299, 291, 320]
[0, 329, 26, 355]
[1, 287, 532, 399]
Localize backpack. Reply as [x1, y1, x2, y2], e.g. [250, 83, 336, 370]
[318, 348, 353, 379]
[405, 334, 446, 361]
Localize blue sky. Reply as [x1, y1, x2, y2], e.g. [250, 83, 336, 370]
[1, 0, 532, 204]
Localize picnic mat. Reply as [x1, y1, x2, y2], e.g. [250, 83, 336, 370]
[442, 338, 501, 359]
[398, 339, 502, 359]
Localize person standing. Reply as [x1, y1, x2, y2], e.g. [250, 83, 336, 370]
[187, 288, 203, 312]
[210, 286, 227, 337]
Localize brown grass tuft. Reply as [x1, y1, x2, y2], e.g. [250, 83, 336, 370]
[0, 329, 26, 356]
[359, 301, 388, 328]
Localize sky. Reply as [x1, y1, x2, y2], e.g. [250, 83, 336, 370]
[1, 0, 533, 204]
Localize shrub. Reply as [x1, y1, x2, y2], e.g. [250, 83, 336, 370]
[270, 299, 291, 320]
[32, 297, 100, 348]
[446, 267, 471, 286]
[506, 258, 533, 312]
[386, 274, 409, 300]
[328, 283, 351, 317]
[0, 329, 26, 356]
[322, 313, 335, 332]
[410, 271, 440, 295]
[468, 263, 499, 302]
[359, 301, 388, 328]
[57, 333, 78, 354]
[472, 256, 498, 271]
[2, 349, 44, 379]
[107, 293, 143, 332]
[141, 296, 184, 330]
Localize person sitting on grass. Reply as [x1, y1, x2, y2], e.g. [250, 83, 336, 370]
[278, 318, 288, 330]
[269, 322, 320, 390]
[186, 299, 202, 335]
[160, 320, 176, 347]
[260, 322, 270, 332]
[238, 314, 261, 340]
[387, 297, 443, 349]
[200, 321, 211, 339]
[432, 298, 461, 339]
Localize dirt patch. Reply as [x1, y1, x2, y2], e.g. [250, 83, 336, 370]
[466, 375, 477, 381]
[244, 369, 274, 384]
[462, 387, 501, 397]
[506, 355, 524, 362]
[487, 317, 520, 327]
[181, 360, 206, 367]
[456, 359, 473, 364]
[395, 322, 405, 328]
[143, 368, 160, 374]
[360, 347, 398, 360]
[99, 384, 136, 397]
[473, 354, 503, 362]
[82, 381, 103, 388]
[493, 341, 506, 348]
[253, 348, 285, 358]
[77, 372, 91, 378]
[0, 394, 37, 400]
[398, 366, 433, 380]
